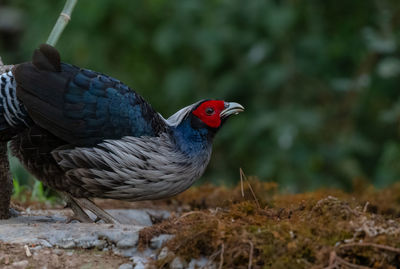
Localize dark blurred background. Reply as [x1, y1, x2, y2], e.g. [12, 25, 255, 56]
[1, 0, 400, 193]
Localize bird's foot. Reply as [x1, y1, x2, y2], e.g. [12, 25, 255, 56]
[63, 194, 94, 223]
[66, 214, 92, 224]
[62, 193, 120, 224]
[75, 198, 120, 225]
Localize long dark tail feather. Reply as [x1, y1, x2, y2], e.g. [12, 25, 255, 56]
[32, 44, 61, 72]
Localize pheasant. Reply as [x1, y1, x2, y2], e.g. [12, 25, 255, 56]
[0, 44, 244, 223]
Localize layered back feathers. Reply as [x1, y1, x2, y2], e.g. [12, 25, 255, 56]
[13, 44, 167, 146]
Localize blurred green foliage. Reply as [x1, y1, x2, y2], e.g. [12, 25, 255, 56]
[1, 0, 400, 192]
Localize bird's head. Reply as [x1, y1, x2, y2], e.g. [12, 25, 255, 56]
[167, 100, 244, 140]
[191, 100, 244, 129]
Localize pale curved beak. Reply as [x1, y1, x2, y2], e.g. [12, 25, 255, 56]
[220, 102, 245, 118]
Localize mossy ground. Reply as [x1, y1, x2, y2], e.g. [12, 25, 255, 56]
[139, 179, 400, 268]
[10, 178, 400, 268]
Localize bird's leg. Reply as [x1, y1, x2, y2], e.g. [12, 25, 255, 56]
[0, 142, 13, 219]
[74, 197, 121, 225]
[63, 193, 93, 223]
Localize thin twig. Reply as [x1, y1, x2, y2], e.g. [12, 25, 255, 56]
[323, 250, 372, 269]
[240, 168, 261, 209]
[46, 0, 78, 46]
[324, 242, 400, 269]
[24, 245, 32, 257]
[334, 255, 372, 269]
[338, 242, 400, 254]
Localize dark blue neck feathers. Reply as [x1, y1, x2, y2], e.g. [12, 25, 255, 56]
[171, 116, 215, 156]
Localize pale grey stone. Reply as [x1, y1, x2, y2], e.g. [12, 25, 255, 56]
[11, 260, 29, 268]
[171, 257, 185, 269]
[118, 263, 133, 269]
[150, 234, 174, 249]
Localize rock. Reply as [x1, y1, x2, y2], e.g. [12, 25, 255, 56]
[52, 249, 63, 256]
[130, 249, 154, 269]
[108, 209, 170, 225]
[116, 234, 139, 249]
[0, 208, 172, 267]
[118, 263, 134, 269]
[133, 259, 146, 269]
[31, 246, 43, 251]
[150, 234, 174, 249]
[58, 240, 75, 249]
[0, 208, 169, 226]
[188, 258, 215, 269]
[11, 260, 28, 269]
[0, 222, 143, 257]
[171, 257, 185, 269]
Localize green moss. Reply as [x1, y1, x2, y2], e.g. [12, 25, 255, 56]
[140, 181, 400, 268]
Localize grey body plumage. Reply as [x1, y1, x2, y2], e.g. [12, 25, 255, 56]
[52, 128, 212, 201]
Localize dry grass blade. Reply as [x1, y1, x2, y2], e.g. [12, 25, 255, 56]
[219, 243, 224, 269]
[362, 201, 369, 213]
[240, 168, 245, 197]
[173, 211, 208, 224]
[247, 240, 254, 269]
[240, 168, 260, 209]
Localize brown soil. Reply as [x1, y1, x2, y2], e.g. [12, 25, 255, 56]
[0, 243, 131, 269]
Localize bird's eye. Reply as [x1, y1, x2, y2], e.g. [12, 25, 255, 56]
[205, 107, 214, 115]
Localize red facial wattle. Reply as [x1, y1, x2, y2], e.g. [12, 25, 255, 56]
[192, 100, 226, 128]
